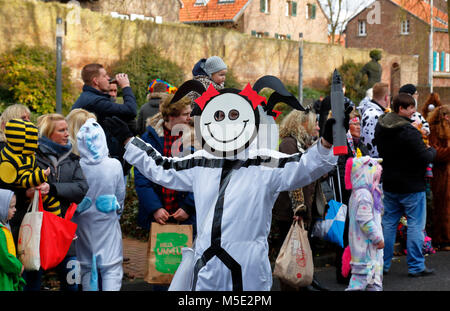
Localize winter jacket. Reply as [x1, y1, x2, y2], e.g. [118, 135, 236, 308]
[361, 100, 386, 157]
[71, 85, 137, 175]
[35, 139, 88, 217]
[136, 92, 169, 136]
[374, 112, 436, 193]
[134, 120, 196, 230]
[0, 189, 24, 291]
[73, 118, 125, 291]
[35, 137, 89, 257]
[187, 75, 224, 103]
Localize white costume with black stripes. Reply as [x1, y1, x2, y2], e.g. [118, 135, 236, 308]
[124, 137, 336, 291]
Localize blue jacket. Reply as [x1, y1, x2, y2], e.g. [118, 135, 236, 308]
[72, 85, 137, 124]
[134, 125, 196, 231]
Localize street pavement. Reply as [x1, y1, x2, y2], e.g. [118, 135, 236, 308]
[121, 235, 450, 291]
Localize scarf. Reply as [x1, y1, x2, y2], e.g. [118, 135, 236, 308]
[39, 136, 72, 157]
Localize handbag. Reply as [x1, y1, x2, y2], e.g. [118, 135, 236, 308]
[17, 190, 43, 271]
[273, 219, 314, 288]
[38, 190, 78, 270]
[311, 199, 347, 248]
[145, 222, 193, 285]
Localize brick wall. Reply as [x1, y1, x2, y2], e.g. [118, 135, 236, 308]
[0, 0, 418, 95]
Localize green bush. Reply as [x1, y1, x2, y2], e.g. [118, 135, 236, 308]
[110, 44, 185, 108]
[0, 44, 76, 115]
[224, 68, 241, 89]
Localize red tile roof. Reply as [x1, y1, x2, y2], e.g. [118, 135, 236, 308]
[179, 0, 251, 23]
[390, 0, 448, 29]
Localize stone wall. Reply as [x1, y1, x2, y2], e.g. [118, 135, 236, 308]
[0, 0, 418, 94]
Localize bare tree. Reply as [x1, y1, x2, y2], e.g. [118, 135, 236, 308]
[318, 0, 369, 44]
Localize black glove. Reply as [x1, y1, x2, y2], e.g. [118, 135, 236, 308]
[322, 118, 336, 145]
[103, 116, 134, 146]
[322, 101, 353, 145]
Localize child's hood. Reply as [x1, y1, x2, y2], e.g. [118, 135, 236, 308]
[4, 119, 38, 155]
[345, 156, 383, 191]
[76, 118, 109, 165]
[0, 189, 14, 224]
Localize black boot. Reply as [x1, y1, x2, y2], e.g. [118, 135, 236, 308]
[309, 276, 329, 291]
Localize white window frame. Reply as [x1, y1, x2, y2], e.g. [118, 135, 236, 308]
[263, 0, 270, 13]
[358, 20, 367, 36]
[194, 0, 209, 6]
[400, 19, 410, 35]
[434, 51, 440, 72]
[446, 53, 450, 72]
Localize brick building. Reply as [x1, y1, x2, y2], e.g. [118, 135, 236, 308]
[345, 0, 449, 97]
[43, 0, 182, 23]
[179, 0, 329, 43]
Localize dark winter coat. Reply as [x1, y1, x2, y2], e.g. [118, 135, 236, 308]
[134, 124, 196, 231]
[71, 85, 137, 174]
[34, 142, 89, 256]
[136, 92, 168, 136]
[374, 112, 436, 193]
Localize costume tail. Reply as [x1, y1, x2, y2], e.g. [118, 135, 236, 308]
[341, 246, 351, 278]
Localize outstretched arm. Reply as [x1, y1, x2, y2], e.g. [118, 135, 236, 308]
[124, 137, 194, 192]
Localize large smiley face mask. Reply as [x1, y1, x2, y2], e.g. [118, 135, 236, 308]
[170, 75, 305, 157]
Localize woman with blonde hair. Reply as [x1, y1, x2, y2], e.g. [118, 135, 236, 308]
[21, 113, 88, 291]
[0, 104, 31, 148]
[270, 108, 327, 291]
[66, 108, 97, 156]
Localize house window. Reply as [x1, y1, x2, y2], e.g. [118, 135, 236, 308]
[251, 30, 268, 38]
[260, 0, 270, 13]
[194, 0, 209, 6]
[285, 1, 297, 17]
[446, 53, 450, 72]
[358, 20, 367, 36]
[433, 51, 439, 71]
[441, 51, 445, 72]
[218, 0, 235, 3]
[306, 3, 316, 19]
[400, 20, 410, 35]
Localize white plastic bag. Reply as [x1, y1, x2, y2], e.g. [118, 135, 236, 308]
[17, 190, 42, 271]
[168, 247, 195, 291]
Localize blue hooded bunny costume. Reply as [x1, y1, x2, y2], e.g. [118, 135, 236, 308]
[73, 118, 126, 291]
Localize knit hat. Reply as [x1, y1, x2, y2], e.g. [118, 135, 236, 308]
[399, 84, 417, 95]
[148, 79, 177, 94]
[204, 56, 227, 77]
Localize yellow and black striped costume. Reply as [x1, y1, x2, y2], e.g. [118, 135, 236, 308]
[0, 119, 61, 215]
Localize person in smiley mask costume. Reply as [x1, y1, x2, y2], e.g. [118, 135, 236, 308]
[103, 76, 351, 291]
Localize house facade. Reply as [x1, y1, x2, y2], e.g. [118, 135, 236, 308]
[345, 0, 450, 95]
[179, 0, 329, 43]
[43, 0, 182, 23]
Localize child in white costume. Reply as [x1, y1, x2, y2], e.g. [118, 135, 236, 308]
[74, 118, 126, 291]
[344, 156, 384, 291]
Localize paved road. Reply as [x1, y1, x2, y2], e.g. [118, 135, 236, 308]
[122, 251, 450, 291]
[313, 251, 450, 291]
